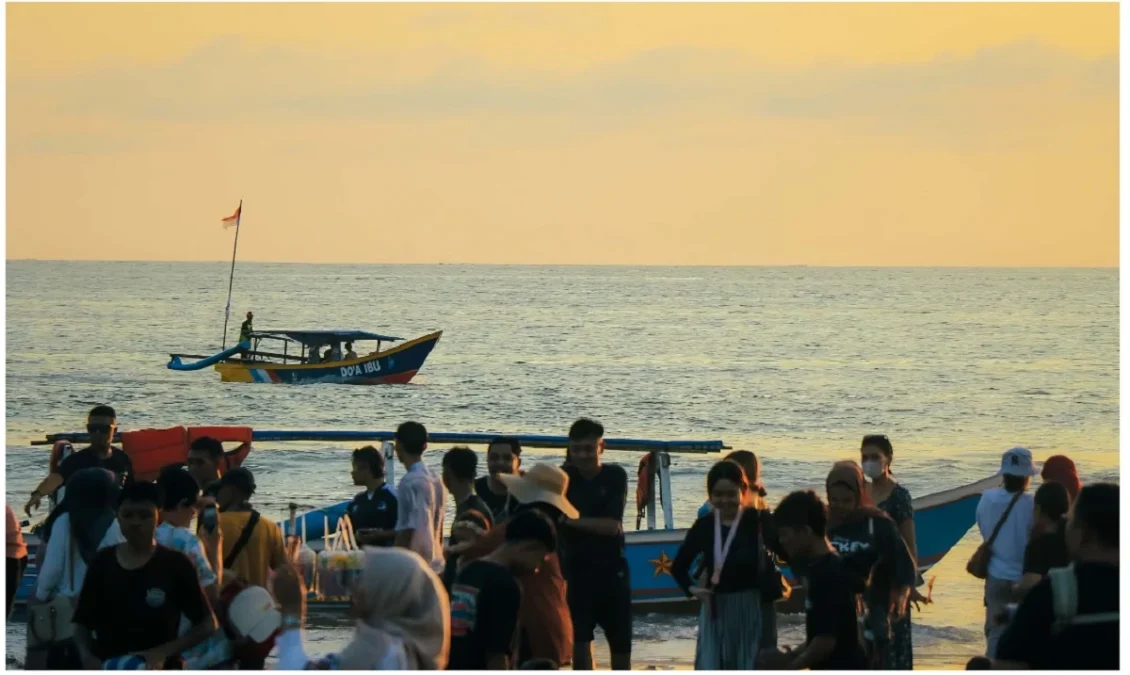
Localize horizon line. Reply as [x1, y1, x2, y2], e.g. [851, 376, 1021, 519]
[4, 258, 1119, 270]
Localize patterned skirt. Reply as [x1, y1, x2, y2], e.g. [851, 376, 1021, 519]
[694, 588, 763, 670]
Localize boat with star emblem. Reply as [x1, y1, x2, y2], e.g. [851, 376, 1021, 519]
[167, 328, 442, 384]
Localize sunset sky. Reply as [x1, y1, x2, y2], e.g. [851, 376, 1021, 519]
[6, 3, 1118, 266]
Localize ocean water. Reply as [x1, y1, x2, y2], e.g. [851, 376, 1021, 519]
[4, 261, 1120, 669]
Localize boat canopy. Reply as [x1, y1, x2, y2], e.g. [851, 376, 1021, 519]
[249, 330, 404, 345]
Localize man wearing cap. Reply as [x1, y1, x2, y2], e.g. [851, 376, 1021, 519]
[975, 447, 1038, 657]
[456, 463, 580, 668]
[215, 467, 286, 589]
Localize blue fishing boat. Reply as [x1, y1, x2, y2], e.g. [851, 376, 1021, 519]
[14, 428, 994, 612]
[168, 329, 442, 384]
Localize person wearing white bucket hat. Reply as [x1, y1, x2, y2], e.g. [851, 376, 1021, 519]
[975, 447, 1038, 657]
[455, 464, 579, 668]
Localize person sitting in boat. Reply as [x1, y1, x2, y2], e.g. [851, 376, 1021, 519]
[307, 345, 321, 365]
[239, 312, 254, 344]
[344, 342, 358, 360]
[330, 343, 343, 362]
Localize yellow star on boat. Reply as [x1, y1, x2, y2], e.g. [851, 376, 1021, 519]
[649, 551, 674, 578]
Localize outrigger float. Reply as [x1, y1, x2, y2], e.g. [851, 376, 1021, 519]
[17, 427, 995, 612]
[167, 329, 442, 385]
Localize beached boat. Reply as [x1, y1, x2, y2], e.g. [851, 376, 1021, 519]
[15, 428, 992, 613]
[167, 329, 442, 384]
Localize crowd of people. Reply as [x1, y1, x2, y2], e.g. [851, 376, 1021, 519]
[5, 405, 1119, 670]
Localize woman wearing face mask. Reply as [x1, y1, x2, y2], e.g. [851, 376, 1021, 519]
[672, 460, 774, 670]
[273, 547, 450, 669]
[826, 461, 916, 670]
[860, 435, 926, 669]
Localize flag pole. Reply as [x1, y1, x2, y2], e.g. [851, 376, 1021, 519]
[221, 199, 243, 350]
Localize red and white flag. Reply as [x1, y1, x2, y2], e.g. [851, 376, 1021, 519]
[222, 205, 241, 229]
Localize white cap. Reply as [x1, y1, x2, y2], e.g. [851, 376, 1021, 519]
[999, 447, 1039, 477]
[227, 585, 281, 643]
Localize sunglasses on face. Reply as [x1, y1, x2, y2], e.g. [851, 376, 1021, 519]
[87, 424, 114, 435]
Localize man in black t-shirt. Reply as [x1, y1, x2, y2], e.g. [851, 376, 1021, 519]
[559, 418, 631, 671]
[348, 446, 399, 547]
[762, 490, 868, 671]
[475, 437, 523, 522]
[982, 483, 1120, 670]
[73, 481, 217, 670]
[449, 510, 559, 670]
[26, 405, 134, 515]
[442, 447, 494, 590]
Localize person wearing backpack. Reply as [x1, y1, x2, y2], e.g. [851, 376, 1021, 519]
[969, 483, 1119, 670]
[29, 468, 125, 669]
[972, 447, 1036, 658]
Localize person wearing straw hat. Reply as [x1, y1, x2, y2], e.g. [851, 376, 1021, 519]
[455, 464, 579, 669]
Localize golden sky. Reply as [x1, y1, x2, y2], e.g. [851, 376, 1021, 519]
[6, 3, 1119, 266]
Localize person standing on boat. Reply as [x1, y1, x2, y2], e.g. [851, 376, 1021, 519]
[349, 446, 399, 547]
[441, 447, 494, 590]
[560, 418, 632, 671]
[672, 460, 771, 669]
[975, 447, 1037, 658]
[239, 311, 254, 344]
[394, 422, 447, 575]
[860, 434, 928, 669]
[25, 406, 133, 516]
[476, 437, 523, 522]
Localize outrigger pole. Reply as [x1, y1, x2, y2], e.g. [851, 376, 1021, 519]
[221, 199, 243, 350]
[33, 429, 729, 454]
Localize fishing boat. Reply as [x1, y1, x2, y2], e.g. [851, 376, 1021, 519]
[15, 428, 994, 613]
[167, 329, 442, 384]
[163, 202, 442, 385]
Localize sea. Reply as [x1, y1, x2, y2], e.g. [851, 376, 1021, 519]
[4, 261, 1120, 669]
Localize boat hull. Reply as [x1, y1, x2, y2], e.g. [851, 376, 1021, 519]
[213, 331, 441, 384]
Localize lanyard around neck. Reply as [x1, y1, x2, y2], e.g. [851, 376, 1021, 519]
[712, 507, 744, 587]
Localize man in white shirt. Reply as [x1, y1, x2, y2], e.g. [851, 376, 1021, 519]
[975, 446, 1037, 658]
[393, 421, 446, 574]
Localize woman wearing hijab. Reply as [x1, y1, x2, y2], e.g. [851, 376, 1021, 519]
[274, 547, 450, 670]
[825, 461, 915, 670]
[32, 468, 125, 668]
[1040, 455, 1081, 503]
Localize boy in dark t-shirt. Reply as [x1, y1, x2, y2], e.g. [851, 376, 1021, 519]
[762, 490, 868, 670]
[475, 437, 523, 522]
[73, 481, 216, 670]
[559, 418, 631, 671]
[449, 510, 558, 670]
